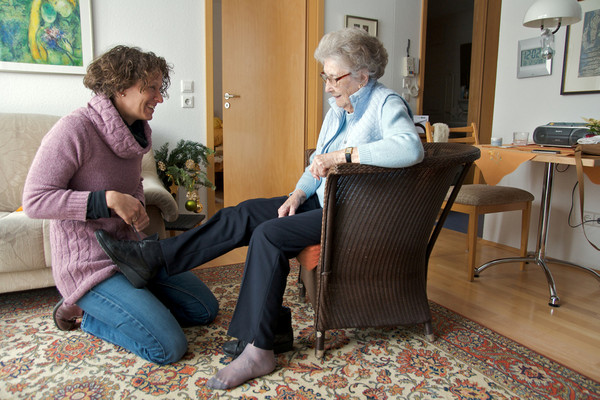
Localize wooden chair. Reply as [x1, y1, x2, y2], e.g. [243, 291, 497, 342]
[296, 143, 480, 358]
[424, 122, 534, 281]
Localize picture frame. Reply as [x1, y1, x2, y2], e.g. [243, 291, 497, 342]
[561, 0, 600, 95]
[517, 37, 552, 78]
[0, 0, 93, 75]
[345, 15, 378, 37]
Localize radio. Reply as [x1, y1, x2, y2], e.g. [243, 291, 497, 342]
[533, 122, 590, 147]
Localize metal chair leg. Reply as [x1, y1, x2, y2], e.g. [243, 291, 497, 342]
[424, 321, 435, 342]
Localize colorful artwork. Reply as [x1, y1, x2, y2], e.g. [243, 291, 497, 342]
[0, 0, 92, 74]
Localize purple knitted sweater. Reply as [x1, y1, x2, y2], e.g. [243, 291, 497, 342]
[23, 95, 152, 305]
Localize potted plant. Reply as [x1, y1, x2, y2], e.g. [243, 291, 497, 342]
[154, 140, 215, 212]
[583, 117, 600, 137]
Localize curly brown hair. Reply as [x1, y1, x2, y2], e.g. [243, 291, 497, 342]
[83, 45, 173, 98]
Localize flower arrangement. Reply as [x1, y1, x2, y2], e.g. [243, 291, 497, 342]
[583, 118, 600, 136]
[154, 140, 215, 211]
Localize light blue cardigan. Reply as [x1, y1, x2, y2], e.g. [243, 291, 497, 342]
[294, 79, 424, 206]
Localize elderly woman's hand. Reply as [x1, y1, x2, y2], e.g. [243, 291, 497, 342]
[278, 190, 307, 217]
[105, 190, 150, 230]
[309, 151, 347, 179]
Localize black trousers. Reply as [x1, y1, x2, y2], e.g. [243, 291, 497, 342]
[160, 195, 323, 349]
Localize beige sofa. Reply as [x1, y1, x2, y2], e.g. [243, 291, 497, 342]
[0, 113, 178, 294]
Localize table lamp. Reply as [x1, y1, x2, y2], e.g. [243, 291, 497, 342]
[523, 0, 582, 60]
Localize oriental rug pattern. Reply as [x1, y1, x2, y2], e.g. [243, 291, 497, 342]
[1, 263, 598, 399]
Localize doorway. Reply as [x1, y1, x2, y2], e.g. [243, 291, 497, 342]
[419, 0, 500, 144]
[422, 0, 474, 127]
[419, 0, 501, 235]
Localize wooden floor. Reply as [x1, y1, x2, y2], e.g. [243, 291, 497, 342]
[196, 228, 600, 383]
[427, 229, 600, 383]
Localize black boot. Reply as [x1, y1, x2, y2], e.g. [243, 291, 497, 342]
[223, 306, 294, 359]
[95, 229, 165, 288]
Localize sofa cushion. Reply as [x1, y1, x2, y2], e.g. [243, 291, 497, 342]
[0, 113, 60, 211]
[0, 211, 49, 272]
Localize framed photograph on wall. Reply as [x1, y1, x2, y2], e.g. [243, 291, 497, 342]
[561, 0, 600, 94]
[0, 0, 93, 75]
[345, 15, 378, 37]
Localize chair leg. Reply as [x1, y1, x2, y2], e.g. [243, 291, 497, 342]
[424, 321, 435, 342]
[315, 330, 325, 358]
[519, 203, 532, 271]
[466, 212, 479, 281]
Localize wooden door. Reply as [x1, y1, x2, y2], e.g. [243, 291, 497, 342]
[221, 0, 306, 207]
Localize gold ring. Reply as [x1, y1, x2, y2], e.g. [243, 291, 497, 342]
[132, 217, 138, 223]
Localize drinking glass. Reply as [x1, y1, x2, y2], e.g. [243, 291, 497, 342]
[513, 132, 529, 146]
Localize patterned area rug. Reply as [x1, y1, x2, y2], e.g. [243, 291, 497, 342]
[1, 263, 599, 399]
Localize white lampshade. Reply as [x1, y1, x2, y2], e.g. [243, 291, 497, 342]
[523, 0, 582, 28]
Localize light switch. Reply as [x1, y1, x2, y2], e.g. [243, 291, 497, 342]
[181, 80, 194, 93]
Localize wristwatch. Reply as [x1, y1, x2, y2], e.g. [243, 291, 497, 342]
[345, 147, 353, 163]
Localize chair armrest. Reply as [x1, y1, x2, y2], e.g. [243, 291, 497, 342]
[327, 163, 392, 176]
[142, 172, 179, 222]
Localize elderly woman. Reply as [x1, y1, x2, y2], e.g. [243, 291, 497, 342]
[94, 28, 423, 388]
[22, 45, 218, 365]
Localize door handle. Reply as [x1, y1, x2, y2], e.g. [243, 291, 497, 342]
[224, 93, 239, 100]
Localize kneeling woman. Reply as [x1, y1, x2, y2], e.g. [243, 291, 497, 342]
[23, 45, 218, 364]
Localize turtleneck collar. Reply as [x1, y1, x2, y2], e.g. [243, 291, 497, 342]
[84, 94, 152, 159]
[328, 79, 376, 119]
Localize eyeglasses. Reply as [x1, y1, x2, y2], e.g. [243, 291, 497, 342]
[320, 72, 351, 86]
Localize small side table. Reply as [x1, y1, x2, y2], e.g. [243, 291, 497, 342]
[164, 214, 206, 237]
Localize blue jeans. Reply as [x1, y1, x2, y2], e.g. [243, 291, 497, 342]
[77, 269, 218, 365]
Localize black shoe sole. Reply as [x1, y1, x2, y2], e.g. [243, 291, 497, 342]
[95, 231, 147, 288]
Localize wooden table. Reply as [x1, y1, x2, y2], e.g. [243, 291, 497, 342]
[473, 145, 600, 307]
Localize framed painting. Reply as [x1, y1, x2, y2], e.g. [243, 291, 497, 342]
[561, 0, 600, 94]
[345, 15, 378, 37]
[0, 0, 93, 74]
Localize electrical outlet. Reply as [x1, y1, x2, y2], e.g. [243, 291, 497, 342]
[593, 213, 600, 227]
[181, 95, 194, 108]
[583, 211, 595, 223]
[584, 211, 600, 228]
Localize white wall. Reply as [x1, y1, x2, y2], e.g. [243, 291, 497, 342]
[488, 0, 600, 271]
[0, 0, 207, 150]
[323, 0, 422, 112]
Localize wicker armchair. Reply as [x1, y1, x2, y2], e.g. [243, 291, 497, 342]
[296, 143, 481, 358]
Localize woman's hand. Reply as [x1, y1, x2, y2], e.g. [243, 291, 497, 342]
[105, 190, 149, 230]
[309, 150, 347, 179]
[278, 190, 307, 217]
